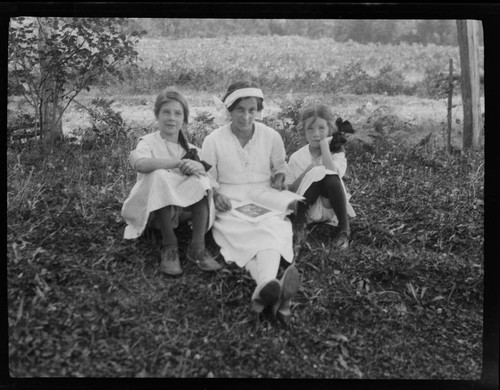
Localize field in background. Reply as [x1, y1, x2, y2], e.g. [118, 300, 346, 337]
[135, 37, 467, 82]
[99, 36, 484, 98]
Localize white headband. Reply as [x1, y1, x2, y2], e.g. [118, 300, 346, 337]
[223, 88, 264, 108]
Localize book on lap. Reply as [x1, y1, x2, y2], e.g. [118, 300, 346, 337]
[229, 188, 304, 223]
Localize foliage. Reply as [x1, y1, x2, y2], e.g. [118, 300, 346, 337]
[370, 65, 416, 96]
[7, 109, 38, 148]
[124, 19, 466, 46]
[421, 65, 456, 100]
[76, 98, 129, 150]
[8, 17, 144, 140]
[108, 37, 480, 98]
[7, 97, 483, 378]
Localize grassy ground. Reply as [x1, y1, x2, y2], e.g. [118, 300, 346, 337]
[7, 91, 484, 379]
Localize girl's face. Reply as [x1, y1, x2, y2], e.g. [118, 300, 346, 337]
[305, 116, 331, 148]
[230, 97, 259, 133]
[157, 100, 185, 140]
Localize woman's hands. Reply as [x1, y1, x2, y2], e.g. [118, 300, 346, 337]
[178, 159, 205, 177]
[271, 172, 286, 191]
[213, 192, 232, 212]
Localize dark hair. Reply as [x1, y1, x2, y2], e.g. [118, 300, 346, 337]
[154, 87, 190, 152]
[298, 104, 336, 134]
[222, 80, 264, 112]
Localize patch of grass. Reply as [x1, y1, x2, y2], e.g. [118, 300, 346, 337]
[7, 101, 483, 378]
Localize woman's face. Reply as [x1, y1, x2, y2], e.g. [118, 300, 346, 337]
[230, 97, 258, 133]
[157, 100, 185, 139]
[305, 117, 331, 148]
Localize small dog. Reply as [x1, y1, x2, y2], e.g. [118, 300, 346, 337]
[329, 117, 355, 153]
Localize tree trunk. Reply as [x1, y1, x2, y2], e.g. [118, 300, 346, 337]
[456, 20, 482, 150]
[37, 18, 64, 144]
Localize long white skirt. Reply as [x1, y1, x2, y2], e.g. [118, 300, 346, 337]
[213, 182, 294, 268]
[121, 169, 215, 239]
[296, 166, 356, 225]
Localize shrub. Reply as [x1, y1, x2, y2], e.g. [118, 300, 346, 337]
[75, 98, 129, 150]
[7, 109, 38, 149]
[421, 65, 452, 99]
[371, 65, 414, 96]
[333, 62, 372, 95]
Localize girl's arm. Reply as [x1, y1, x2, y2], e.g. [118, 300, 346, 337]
[287, 163, 315, 193]
[201, 135, 231, 212]
[319, 138, 337, 171]
[318, 138, 348, 176]
[270, 132, 287, 190]
[135, 158, 205, 176]
[134, 157, 180, 174]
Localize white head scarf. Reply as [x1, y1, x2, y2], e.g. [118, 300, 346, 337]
[213, 87, 264, 126]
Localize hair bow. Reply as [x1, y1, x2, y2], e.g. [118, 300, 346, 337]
[182, 148, 212, 172]
[330, 117, 355, 153]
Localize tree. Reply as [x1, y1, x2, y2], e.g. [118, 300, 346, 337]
[8, 17, 143, 144]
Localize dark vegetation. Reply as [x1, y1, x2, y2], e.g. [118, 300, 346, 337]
[7, 99, 484, 378]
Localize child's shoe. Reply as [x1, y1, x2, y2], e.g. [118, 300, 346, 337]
[186, 244, 223, 272]
[160, 246, 183, 276]
[273, 265, 301, 324]
[251, 279, 281, 313]
[332, 231, 350, 250]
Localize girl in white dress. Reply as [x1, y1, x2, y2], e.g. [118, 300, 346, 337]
[121, 88, 222, 276]
[201, 81, 300, 323]
[286, 104, 356, 250]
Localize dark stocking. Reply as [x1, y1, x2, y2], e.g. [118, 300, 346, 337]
[189, 196, 209, 250]
[320, 175, 350, 234]
[295, 175, 350, 234]
[156, 206, 178, 248]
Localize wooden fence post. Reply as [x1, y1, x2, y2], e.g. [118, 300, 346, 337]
[447, 58, 453, 154]
[456, 20, 482, 150]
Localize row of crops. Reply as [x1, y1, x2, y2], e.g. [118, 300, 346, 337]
[110, 36, 483, 96]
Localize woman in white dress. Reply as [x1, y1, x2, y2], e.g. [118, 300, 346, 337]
[121, 88, 222, 276]
[201, 81, 300, 323]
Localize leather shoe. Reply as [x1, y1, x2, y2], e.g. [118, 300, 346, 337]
[273, 264, 301, 324]
[160, 246, 183, 276]
[186, 245, 223, 272]
[251, 279, 281, 313]
[332, 231, 350, 250]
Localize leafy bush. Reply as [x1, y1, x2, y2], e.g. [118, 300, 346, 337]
[421, 65, 453, 99]
[371, 65, 416, 96]
[76, 98, 129, 150]
[330, 62, 372, 95]
[7, 110, 38, 149]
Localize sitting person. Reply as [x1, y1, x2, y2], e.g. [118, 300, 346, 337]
[286, 104, 356, 251]
[201, 81, 300, 324]
[121, 87, 222, 276]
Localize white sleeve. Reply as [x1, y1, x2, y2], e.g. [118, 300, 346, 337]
[330, 152, 347, 177]
[285, 154, 301, 186]
[270, 131, 287, 176]
[129, 138, 152, 169]
[200, 135, 220, 189]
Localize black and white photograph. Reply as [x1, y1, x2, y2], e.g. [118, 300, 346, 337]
[4, 2, 497, 386]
